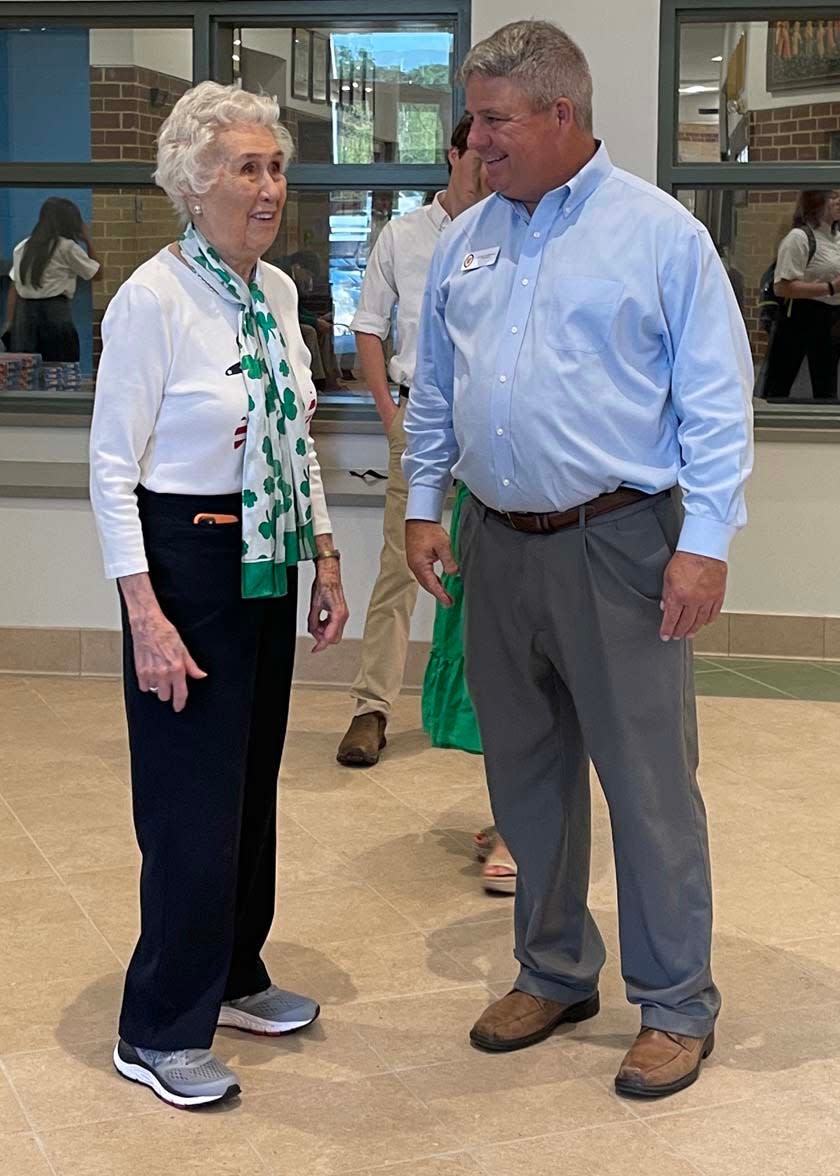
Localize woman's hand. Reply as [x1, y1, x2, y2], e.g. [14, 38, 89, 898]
[307, 551, 349, 653]
[119, 572, 207, 711]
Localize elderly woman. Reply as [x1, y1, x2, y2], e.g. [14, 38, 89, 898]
[89, 81, 348, 1109]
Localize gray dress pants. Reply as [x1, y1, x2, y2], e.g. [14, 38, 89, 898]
[458, 489, 720, 1037]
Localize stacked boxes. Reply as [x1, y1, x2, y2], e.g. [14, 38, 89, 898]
[0, 353, 41, 391]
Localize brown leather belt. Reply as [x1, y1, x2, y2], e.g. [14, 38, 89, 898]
[475, 486, 653, 534]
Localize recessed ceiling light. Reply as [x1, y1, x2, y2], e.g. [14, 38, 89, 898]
[679, 84, 718, 95]
[711, 55, 723, 62]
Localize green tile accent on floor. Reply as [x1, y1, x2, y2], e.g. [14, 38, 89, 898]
[695, 657, 840, 701]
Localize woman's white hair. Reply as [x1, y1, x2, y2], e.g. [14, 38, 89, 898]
[460, 20, 593, 133]
[155, 81, 295, 222]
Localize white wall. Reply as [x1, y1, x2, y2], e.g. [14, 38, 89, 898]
[89, 28, 192, 82]
[472, 0, 660, 182]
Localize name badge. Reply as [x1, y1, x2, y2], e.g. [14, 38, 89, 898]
[461, 246, 500, 272]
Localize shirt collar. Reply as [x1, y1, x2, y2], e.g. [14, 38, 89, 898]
[502, 140, 613, 222]
[427, 191, 451, 232]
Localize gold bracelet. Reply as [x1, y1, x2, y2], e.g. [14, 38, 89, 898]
[314, 548, 341, 561]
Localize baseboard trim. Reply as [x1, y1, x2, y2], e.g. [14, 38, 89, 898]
[0, 615, 838, 679]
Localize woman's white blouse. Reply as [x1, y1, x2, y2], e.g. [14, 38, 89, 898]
[90, 248, 332, 579]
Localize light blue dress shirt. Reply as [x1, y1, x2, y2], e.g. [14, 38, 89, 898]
[403, 143, 754, 561]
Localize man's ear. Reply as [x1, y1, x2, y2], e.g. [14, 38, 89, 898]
[447, 145, 461, 170]
[554, 97, 575, 129]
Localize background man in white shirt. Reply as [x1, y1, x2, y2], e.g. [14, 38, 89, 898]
[337, 114, 491, 766]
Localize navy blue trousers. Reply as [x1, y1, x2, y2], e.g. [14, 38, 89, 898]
[118, 487, 297, 1050]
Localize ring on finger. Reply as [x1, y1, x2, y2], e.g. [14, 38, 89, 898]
[148, 686, 159, 694]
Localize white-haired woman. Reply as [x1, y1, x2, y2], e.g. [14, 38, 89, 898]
[90, 81, 348, 1109]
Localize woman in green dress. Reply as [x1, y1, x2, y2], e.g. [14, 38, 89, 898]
[422, 480, 517, 894]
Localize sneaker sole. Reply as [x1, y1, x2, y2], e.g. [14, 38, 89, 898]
[217, 1003, 320, 1037]
[614, 1031, 715, 1099]
[470, 992, 600, 1053]
[112, 1045, 240, 1109]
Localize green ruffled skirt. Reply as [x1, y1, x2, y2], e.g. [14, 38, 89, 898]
[421, 481, 483, 754]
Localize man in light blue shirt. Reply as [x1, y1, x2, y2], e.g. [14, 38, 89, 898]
[404, 20, 753, 1099]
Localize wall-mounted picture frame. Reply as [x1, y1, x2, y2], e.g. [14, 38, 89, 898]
[310, 31, 329, 103]
[291, 28, 311, 100]
[767, 20, 840, 92]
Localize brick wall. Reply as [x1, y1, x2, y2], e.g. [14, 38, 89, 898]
[90, 190, 181, 364]
[749, 100, 840, 162]
[90, 65, 190, 163]
[679, 122, 719, 163]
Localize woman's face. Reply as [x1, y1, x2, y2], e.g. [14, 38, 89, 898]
[193, 123, 287, 275]
[825, 191, 840, 224]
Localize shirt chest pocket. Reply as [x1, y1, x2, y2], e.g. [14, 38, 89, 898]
[546, 275, 623, 354]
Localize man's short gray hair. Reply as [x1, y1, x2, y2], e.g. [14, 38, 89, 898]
[155, 81, 295, 222]
[460, 20, 593, 133]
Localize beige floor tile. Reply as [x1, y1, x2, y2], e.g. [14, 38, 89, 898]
[428, 917, 518, 985]
[0, 972, 122, 1056]
[481, 1121, 702, 1175]
[40, 1113, 263, 1176]
[265, 931, 477, 1007]
[6, 789, 132, 840]
[648, 1091, 839, 1176]
[269, 882, 413, 947]
[213, 1012, 387, 1088]
[63, 868, 139, 962]
[398, 1053, 633, 1147]
[350, 1156, 483, 1176]
[0, 1066, 28, 1134]
[1, 1132, 55, 1176]
[0, 921, 118, 987]
[372, 875, 514, 934]
[243, 1074, 460, 1174]
[0, 756, 125, 801]
[0, 800, 24, 839]
[275, 819, 350, 893]
[331, 985, 493, 1070]
[31, 825, 139, 877]
[0, 877, 82, 931]
[332, 829, 476, 886]
[285, 781, 431, 854]
[3, 1039, 152, 1132]
[0, 836, 53, 884]
[711, 931, 840, 1018]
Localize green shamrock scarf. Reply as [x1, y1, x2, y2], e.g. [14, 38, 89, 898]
[178, 223, 316, 598]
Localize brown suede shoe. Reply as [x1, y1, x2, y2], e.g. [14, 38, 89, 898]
[614, 1027, 715, 1099]
[336, 712, 387, 767]
[470, 989, 600, 1053]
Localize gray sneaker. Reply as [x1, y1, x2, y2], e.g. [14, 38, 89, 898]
[218, 985, 320, 1036]
[113, 1040, 240, 1108]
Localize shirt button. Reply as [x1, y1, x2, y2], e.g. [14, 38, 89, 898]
[499, 375, 507, 383]
[502, 478, 511, 486]
[496, 427, 504, 436]
[521, 278, 529, 286]
[510, 326, 518, 334]
[533, 231, 541, 238]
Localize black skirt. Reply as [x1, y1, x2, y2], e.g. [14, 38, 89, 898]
[12, 295, 80, 362]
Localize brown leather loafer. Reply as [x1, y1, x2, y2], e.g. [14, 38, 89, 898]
[336, 712, 387, 767]
[470, 989, 600, 1053]
[614, 1027, 715, 1098]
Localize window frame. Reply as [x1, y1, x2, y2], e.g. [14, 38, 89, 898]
[660, 0, 840, 432]
[0, 0, 469, 423]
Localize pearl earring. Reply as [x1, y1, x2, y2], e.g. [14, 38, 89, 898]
[192, 203, 202, 215]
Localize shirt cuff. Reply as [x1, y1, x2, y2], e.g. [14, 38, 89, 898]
[350, 311, 391, 339]
[102, 555, 149, 580]
[676, 514, 737, 562]
[406, 483, 447, 522]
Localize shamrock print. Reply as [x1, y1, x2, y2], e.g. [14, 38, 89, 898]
[242, 489, 257, 508]
[295, 438, 307, 456]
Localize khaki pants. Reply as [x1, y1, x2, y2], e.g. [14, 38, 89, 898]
[351, 399, 418, 717]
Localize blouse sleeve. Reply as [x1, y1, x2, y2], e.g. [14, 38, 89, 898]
[89, 282, 171, 578]
[63, 239, 100, 281]
[775, 229, 811, 282]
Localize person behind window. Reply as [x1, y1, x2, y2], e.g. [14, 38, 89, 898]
[3, 197, 100, 362]
[764, 189, 840, 400]
[89, 81, 348, 1110]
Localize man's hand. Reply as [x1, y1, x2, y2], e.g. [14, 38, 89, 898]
[406, 520, 459, 606]
[659, 551, 727, 641]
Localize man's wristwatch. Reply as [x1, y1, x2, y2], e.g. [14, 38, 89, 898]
[314, 548, 341, 562]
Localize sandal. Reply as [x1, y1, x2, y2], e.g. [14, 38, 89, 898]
[473, 825, 497, 862]
[481, 841, 517, 896]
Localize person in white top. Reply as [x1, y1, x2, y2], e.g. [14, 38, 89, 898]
[337, 114, 491, 766]
[765, 189, 840, 399]
[3, 197, 100, 361]
[89, 81, 348, 1110]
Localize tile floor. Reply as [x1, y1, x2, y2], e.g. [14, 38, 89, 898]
[1, 660, 839, 1175]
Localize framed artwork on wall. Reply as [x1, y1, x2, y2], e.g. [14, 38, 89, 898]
[767, 20, 840, 92]
[310, 32, 329, 103]
[291, 28, 311, 100]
